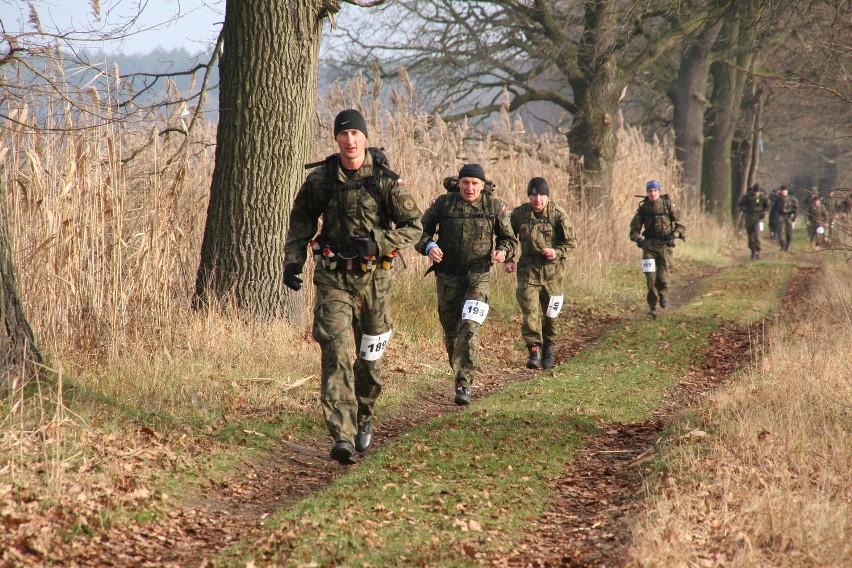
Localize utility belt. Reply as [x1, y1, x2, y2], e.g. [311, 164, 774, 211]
[311, 239, 397, 273]
[642, 231, 671, 240]
[426, 261, 491, 276]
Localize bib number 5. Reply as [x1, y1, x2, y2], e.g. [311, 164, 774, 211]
[461, 300, 489, 325]
[359, 330, 393, 361]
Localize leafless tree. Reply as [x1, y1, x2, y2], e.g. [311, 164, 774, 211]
[193, 0, 389, 317]
[327, 0, 736, 204]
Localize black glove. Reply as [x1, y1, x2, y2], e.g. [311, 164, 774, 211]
[352, 233, 379, 258]
[636, 238, 645, 249]
[667, 235, 676, 247]
[284, 263, 303, 291]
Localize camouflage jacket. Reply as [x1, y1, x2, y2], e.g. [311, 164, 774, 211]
[629, 194, 686, 247]
[770, 194, 799, 219]
[284, 151, 423, 267]
[507, 202, 576, 275]
[738, 190, 769, 220]
[415, 191, 517, 271]
[806, 202, 829, 228]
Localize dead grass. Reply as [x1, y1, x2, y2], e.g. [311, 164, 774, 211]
[627, 256, 852, 567]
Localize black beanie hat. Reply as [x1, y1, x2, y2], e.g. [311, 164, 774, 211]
[458, 163, 486, 182]
[527, 177, 550, 196]
[333, 109, 368, 137]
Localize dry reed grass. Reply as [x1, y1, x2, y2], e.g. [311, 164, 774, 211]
[627, 255, 852, 567]
[2, 69, 712, 496]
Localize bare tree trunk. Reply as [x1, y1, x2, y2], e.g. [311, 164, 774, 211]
[0, 168, 42, 387]
[670, 18, 723, 196]
[194, 0, 322, 317]
[567, 0, 620, 207]
[732, 75, 763, 219]
[701, 4, 755, 220]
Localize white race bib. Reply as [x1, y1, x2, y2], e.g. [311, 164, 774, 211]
[546, 295, 564, 318]
[816, 226, 825, 235]
[641, 258, 656, 273]
[359, 330, 392, 361]
[758, 221, 764, 232]
[461, 300, 489, 325]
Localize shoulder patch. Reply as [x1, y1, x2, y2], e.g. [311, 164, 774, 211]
[402, 196, 416, 211]
[501, 204, 507, 215]
[430, 197, 439, 207]
[397, 178, 406, 187]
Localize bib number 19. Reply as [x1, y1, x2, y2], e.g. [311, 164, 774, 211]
[359, 330, 393, 361]
[461, 300, 489, 325]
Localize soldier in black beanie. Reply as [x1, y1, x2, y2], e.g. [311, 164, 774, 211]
[505, 177, 576, 369]
[416, 163, 517, 405]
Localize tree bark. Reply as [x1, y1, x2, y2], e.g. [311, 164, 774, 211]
[194, 0, 323, 317]
[732, 75, 763, 219]
[0, 168, 42, 387]
[670, 18, 723, 195]
[567, 0, 620, 207]
[701, 4, 754, 220]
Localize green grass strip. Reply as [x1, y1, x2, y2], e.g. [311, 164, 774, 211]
[223, 262, 797, 567]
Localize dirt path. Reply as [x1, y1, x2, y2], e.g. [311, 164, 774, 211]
[484, 265, 818, 568]
[50, 263, 816, 567]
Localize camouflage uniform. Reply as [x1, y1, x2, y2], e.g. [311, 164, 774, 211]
[770, 192, 798, 251]
[737, 186, 769, 258]
[415, 191, 516, 389]
[284, 150, 422, 446]
[823, 192, 839, 239]
[508, 202, 576, 349]
[629, 194, 686, 312]
[805, 199, 829, 247]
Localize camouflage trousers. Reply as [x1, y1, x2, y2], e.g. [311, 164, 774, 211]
[435, 270, 491, 388]
[777, 216, 794, 250]
[744, 217, 764, 252]
[312, 269, 392, 444]
[641, 243, 673, 309]
[516, 277, 561, 348]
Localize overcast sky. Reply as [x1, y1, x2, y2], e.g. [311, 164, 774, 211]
[0, 0, 223, 54]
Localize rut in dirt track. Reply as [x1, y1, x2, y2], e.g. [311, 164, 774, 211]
[66, 265, 817, 567]
[482, 265, 818, 568]
[65, 304, 618, 567]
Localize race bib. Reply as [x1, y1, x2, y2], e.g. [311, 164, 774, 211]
[641, 258, 656, 273]
[461, 300, 489, 325]
[546, 295, 564, 318]
[816, 226, 825, 235]
[758, 222, 764, 232]
[359, 330, 392, 361]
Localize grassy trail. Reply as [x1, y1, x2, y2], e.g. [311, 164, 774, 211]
[222, 259, 800, 567]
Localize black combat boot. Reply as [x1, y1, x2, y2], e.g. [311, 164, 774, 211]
[526, 344, 542, 369]
[454, 383, 471, 406]
[542, 341, 555, 369]
[659, 296, 668, 309]
[355, 420, 373, 453]
[330, 440, 356, 465]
